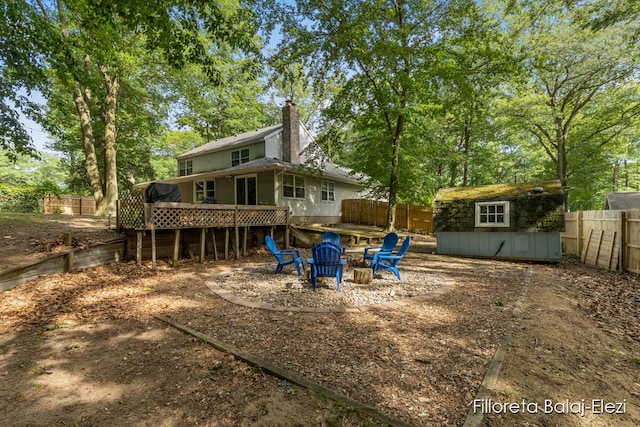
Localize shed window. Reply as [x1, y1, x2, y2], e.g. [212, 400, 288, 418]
[283, 174, 305, 199]
[475, 201, 509, 227]
[321, 180, 335, 202]
[179, 160, 192, 176]
[231, 148, 250, 167]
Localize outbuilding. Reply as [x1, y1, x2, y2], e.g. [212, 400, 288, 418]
[433, 180, 565, 261]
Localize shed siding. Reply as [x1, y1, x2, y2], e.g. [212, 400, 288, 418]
[434, 193, 564, 232]
[437, 231, 562, 261]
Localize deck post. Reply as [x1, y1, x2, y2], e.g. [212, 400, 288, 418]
[173, 229, 181, 268]
[285, 210, 290, 248]
[243, 227, 248, 257]
[211, 228, 218, 260]
[200, 228, 206, 263]
[234, 207, 240, 259]
[151, 223, 157, 270]
[225, 228, 229, 260]
[136, 231, 143, 265]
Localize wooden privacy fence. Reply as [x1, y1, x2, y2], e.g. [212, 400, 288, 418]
[342, 199, 433, 232]
[44, 194, 97, 215]
[562, 210, 640, 273]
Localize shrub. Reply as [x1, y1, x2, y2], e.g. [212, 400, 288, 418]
[0, 184, 47, 213]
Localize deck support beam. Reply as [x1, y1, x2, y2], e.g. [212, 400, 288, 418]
[200, 228, 206, 263]
[136, 231, 143, 266]
[173, 229, 181, 268]
[225, 228, 229, 260]
[151, 224, 157, 270]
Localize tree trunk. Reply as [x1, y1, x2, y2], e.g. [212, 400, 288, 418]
[612, 160, 620, 192]
[98, 68, 120, 216]
[462, 118, 471, 186]
[73, 83, 104, 208]
[555, 116, 569, 211]
[386, 113, 405, 231]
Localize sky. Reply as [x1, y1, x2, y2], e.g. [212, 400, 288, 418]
[18, 89, 55, 153]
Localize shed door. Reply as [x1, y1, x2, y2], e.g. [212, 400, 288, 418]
[235, 175, 257, 205]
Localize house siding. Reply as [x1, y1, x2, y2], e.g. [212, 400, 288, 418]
[177, 182, 193, 203]
[188, 141, 266, 173]
[216, 179, 235, 204]
[265, 133, 281, 159]
[257, 171, 275, 205]
[276, 174, 361, 224]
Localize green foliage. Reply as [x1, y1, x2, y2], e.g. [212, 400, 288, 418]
[171, 59, 272, 141]
[0, 0, 47, 161]
[150, 130, 204, 181]
[0, 151, 67, 190]
[0, 183, 45, 213]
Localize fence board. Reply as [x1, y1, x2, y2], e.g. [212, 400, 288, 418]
[44, 195, 97, 215]
[625, 211, 640, 274]
[563, 209, 640, 272]
[341, 199, 433, 232]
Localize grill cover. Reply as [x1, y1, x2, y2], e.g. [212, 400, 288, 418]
[145, 182, 181, 203]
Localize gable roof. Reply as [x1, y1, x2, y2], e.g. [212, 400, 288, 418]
[605, 192, 640, 210]
[435, 180, 563, 202]
[176, 124, 281, 160]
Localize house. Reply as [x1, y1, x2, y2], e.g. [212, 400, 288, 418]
[143, 102, 365, 224]
[604, 192, 640, 210]
[433, 180, 565, 261]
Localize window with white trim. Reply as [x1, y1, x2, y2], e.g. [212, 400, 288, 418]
[475, 201, 509, 227]
[195, 180, 215, 202]
[283, 173, 305, 199]
[231, 148, 250, 166]
[321, 180, 335, 202]
[178, 160, 192, 176]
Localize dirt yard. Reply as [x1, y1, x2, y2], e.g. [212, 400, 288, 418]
[0, 214, 639, 426]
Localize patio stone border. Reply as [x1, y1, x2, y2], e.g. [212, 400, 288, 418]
[205, 277, 457, 313]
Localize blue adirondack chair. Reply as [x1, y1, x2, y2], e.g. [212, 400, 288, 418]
[321, 231, 346, 253]
[371, 236, 411, 280]
[363, 232, 399, 263]
[307, 242, 347, 291]
[265, 235, 304, 276]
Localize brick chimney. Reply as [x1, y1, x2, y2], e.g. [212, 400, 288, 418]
[282, 100, 300, 164]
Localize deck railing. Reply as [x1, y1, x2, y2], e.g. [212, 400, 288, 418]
[144, 203, 289, 229]
[117, 190, 289, 231]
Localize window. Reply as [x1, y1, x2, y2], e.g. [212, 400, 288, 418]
[179, 160, 192, 177]
[475, 201, 510, 227]
[231, 148, 250, 166]
[321, 180, 335, 202]
[195, 180, 215, 202]
[283, 173, 305, 199]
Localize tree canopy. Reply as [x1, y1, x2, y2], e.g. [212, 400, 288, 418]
[2, 0, 639, 216]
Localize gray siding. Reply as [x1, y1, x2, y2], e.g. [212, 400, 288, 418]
[437, 231, 562, 261]
[190, 141, 266, 173]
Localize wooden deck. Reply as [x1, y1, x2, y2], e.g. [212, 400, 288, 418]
[117, 193, 290, 268]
